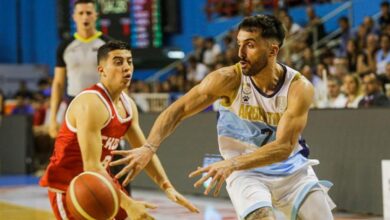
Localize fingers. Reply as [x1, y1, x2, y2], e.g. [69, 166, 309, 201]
[213, 175, 226, 197]
[114, 160, 136, 179]
[109, 156, 129, 167]
[193, 170, 213, 188]
[122, 170, 134, 186]
[110, 150, 130, 156]
[129, 166, 143, 182]
[189, 166, 208, 178]
[204, 173, 220, 195]
[142, 202, 157, 209]
[176, 195, 200, 213]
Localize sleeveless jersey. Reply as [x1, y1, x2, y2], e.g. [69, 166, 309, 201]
[56, 32, 111, 96]
[217, 63, 318, 176]
[39, 83, 132, 191]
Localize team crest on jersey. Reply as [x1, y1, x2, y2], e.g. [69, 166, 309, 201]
[276, 96, 287, 111]
[243, 83, 251, 95]
[242, 95, 250, 104]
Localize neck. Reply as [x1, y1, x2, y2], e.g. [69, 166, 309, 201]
[76, 28, 97, 39]
[101, 82, 123, 103]
[250, 62, 283, 95]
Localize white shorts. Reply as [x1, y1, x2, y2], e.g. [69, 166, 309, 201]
[226, 166, 335, 220]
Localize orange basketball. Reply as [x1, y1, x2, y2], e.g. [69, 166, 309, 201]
[65, 171, 120, 220]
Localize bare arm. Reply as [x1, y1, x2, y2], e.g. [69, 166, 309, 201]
[109, 65, 240, 180]
[147, 66, 239, 146]
[190, 78, 315, 196]
[70, 94, 156, 219]
[49, 67, 66, 138]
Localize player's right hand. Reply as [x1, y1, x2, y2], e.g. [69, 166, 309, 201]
[49, 120, 59, 138]
[109, 145, 154, 186]
[126, 200, 157, 220]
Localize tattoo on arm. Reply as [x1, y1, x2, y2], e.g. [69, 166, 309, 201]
[245, 207, 275, 220]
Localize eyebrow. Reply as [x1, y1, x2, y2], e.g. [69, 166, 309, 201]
[113, 56, 132, 60]
[237, 38, 257, 43]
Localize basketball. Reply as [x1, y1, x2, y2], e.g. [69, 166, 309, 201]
[65, 171, 120, 220]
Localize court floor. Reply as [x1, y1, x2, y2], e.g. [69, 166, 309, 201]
[0, 176, 383, 220]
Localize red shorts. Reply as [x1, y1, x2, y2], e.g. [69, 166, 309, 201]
[48, 190, 127, 220]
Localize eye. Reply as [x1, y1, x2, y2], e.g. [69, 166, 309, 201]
[86, 11, 92, 16]
[247, 43, 255, 49]
[115, 60, 123, 65]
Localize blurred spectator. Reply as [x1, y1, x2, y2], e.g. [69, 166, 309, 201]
[358, 73, 389, 107]
[379, 1, 390, 31]
[14, 80, 33, 99]
[281, 15, 303, 37]
[11, 95, 34, 115]
[192, 36, 206, 63]
[346, 39, 359, 72]
[357, 33, 378, 74]
[363, 16, 379, 35]
[354, 24, 368, 51]
[296, 47, 316, 70]
[378, 62, 390, 96]
[331, 57, 349, 79]
[305, 6, 326, 46]
[203, 37, 222, 67]
[187, 55, 209, 83]
[343, 74, 363, 108]
[375, 34, 390, 74]
[337, 16, 352, 57]
[325, 76, 347, 108]
[301, 64, 327, 108]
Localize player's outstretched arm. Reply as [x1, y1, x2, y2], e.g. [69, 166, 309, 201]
[110, 66, 239, 181]
[113, 96, 199, 213]
[189, 77, 315, 196]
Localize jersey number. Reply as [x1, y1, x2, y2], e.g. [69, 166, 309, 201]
[260, 128, 273, 146]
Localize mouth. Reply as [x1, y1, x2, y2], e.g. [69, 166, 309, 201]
[240, 61, 249, 68]
[83, 22, 89, 27]
[123, 75, 132, 80]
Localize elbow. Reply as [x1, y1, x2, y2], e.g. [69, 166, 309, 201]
[277, 142, 294, 161]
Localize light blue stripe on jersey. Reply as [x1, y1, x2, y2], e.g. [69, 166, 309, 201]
[217, 108, 276, 147]
[217, 108, 309, 176]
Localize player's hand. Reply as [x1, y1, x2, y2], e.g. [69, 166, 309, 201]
[164, 187, 200, 213]
[109, 146, 154, 186]
[49, 120, 59, 138]
[189, 158, 238, 197]
[126, 200, 157, 220]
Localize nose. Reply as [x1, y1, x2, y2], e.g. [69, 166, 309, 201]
[238, 46, 246, 60]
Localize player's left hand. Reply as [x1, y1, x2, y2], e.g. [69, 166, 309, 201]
[109, 146, 154, 186]
[164, 187, 200, 213]
[189, 158, 238, 197]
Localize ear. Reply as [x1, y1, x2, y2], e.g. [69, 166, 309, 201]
[269, 44, 280, 57]
[97, 65, 106, 77]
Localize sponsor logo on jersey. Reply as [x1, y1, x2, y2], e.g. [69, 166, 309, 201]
[102, 136, 121, 150]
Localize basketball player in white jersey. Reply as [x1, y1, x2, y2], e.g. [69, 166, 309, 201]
[110, 15, 335, 220]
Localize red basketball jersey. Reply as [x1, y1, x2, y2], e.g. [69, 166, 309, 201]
[40, 83, 132, 192]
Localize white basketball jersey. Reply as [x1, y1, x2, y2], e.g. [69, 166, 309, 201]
[217, 63, 318, 176]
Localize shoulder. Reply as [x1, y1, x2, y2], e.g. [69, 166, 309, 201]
[70, 92, 111, 119]
[57, 36, 76, 52]
[288, 76, 314, 108]
[198, 65, 241, 96]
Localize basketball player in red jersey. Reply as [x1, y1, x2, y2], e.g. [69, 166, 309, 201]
[40, 41, 199, 220]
